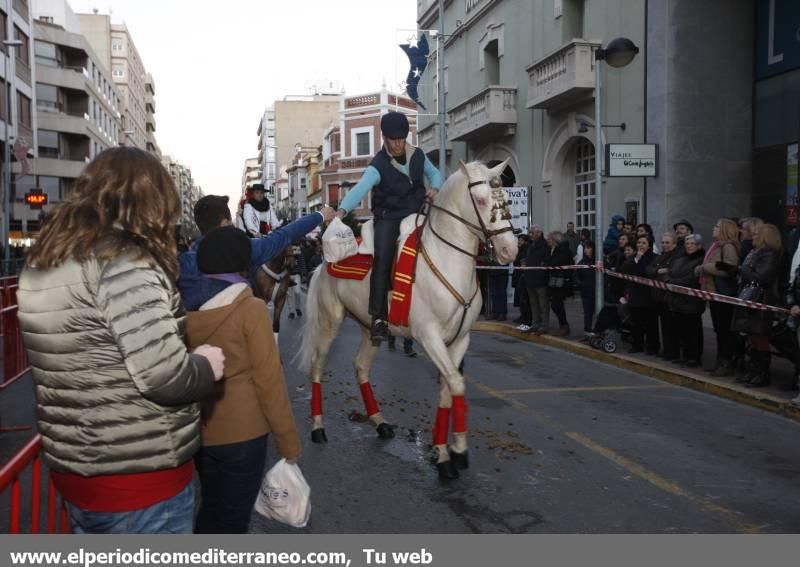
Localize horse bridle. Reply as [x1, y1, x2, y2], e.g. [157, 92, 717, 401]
[417, 172, 515, 346]
[426, 174, 514, 260]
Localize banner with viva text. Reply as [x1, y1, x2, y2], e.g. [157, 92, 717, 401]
[502, 187, 529, 232]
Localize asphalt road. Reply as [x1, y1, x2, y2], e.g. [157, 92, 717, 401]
[254, 312, 800, 534]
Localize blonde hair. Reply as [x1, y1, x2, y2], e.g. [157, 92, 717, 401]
[755, 223, 783, 256]
[717, 218, 741, 254]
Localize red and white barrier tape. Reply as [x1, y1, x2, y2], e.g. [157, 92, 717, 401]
[475, 264, 790, 314]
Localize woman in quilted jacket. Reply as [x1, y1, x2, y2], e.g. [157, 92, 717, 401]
[17, 147, 225, 534]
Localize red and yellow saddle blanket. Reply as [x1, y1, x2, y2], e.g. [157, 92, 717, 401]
[326, 227, 422, 327]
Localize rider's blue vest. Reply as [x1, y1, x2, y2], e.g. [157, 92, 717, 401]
[369, 147, 426, 220]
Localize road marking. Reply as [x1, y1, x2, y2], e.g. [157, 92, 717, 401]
[466, 374, 762, 534]
[500, 385, 671, 395]
[565, 431, 762, 534]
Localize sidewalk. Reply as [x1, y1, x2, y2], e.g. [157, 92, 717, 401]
[476, 296, 800, 422]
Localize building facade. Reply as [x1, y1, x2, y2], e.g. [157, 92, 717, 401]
[1, 0, 37, 244]
[257, 108, 275, 192]
[417, 0, 755, 241]
[26, 9, 122, 236]
[272, 94, 339, 180]
[77, 13, 158, 156]
[241, 155, 260, 195]
[285, 145, 322, 219]
[162, 154, 201, 237]
[319, 88, 418, 219]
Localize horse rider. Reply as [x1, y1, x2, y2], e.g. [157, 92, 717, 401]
[241, 183, 281, 238]
[179, 194, 335, 311]
[336, 111, 443, 342]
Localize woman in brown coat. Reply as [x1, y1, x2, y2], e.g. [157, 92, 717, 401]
[187, 226, 301, 534]
[696, 218, 741, 376]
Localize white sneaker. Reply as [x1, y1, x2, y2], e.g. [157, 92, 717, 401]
[516, 324, 531, 332]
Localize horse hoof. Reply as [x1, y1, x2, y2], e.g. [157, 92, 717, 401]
[376, 423, 395, 439]
[311, 428, 328, 444]
[437, 460, 459, 480]
[449, 450, 469, 470]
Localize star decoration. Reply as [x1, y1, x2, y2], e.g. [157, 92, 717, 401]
[412, 67, 422, 78]
[406, 34, 419, 49]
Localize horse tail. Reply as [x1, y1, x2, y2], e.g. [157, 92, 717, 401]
[294, 265, 323, 373]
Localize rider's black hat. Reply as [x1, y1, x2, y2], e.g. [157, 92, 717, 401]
[381, 112, 409, 139]
[251, 183, 266, 193]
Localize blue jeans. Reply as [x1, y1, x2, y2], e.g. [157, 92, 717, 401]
[66, 483, 194, 534]
[194, 435, 268, 534]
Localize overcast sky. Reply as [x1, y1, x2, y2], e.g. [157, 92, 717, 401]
[74, 0, 419, 208]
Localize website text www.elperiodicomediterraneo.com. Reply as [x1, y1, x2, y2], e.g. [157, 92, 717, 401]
[8, 546, 436, 567]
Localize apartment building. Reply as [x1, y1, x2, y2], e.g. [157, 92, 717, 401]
[417, 0, 755, 239]
[241, 155, 260, 195]
[257, 108, 275, 192]
[0, 0, 37, 242]
[272, 94, 339, 180]
[24, 0, 121, 240]
[77, 12, 157, 156]
[162, 154, 200, 236]
[285, 145, 322, 219]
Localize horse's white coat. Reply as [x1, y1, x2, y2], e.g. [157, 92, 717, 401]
[297, 160, 518, 465]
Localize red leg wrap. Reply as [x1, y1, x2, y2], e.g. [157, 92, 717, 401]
[311, 382, 322, 417]
[433, 407, 451, 446]
[452, 396, 467, 433]
[359, 382, 380, 417]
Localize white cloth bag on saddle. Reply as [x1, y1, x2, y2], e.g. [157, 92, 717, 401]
[254, 458, 311, 528]
[322, 217, 357, 263]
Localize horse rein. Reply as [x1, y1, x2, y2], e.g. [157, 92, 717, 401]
[416, 173, 514, 345]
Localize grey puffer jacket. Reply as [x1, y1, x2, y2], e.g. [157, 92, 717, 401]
[17, 251, 215, 477]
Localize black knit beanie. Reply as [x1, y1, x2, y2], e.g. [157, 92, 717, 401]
[198, 226, 251, 274]
[381, 111, 409, 139]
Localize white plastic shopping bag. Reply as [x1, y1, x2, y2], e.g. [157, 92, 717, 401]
[322, 217, 357, 264]
[254, 458, 311, 528]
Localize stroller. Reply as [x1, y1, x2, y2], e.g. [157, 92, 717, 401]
[589, 301, 633, 353]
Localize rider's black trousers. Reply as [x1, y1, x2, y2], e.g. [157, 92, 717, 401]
[369, 218, 403, 320]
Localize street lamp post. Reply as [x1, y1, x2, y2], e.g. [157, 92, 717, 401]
[593, 37, 639, 316]
[3, 39, 23, 275]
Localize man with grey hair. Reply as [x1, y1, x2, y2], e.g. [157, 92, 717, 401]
[524, 224, 550, 334]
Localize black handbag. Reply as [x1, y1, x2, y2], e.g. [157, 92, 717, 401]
[738, 282, 765, 303]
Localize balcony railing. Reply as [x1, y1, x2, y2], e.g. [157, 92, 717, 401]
[418, 121, 452, 156]
[525, 39, 600, 110]
[447, 86, 517, 142]
[338, 157, 371, 170]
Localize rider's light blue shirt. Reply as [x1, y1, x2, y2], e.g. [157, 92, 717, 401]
[339, 155, 443, 214]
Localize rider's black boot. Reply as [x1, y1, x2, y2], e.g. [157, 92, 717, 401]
[371, 318, 389, 343]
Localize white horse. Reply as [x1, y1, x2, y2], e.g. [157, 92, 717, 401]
[296, 160, 518, 479]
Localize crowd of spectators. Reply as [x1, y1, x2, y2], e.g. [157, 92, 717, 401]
[494, 215, 800, 400]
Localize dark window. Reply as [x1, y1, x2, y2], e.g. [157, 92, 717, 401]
[34, 40, 59, 67]
[14, 27, 29, 66]
[0, 79, 9, 124]
[17, 93, 31, 127]
[36, 83, 59, 111]
[356, 132, 370, 156]
[0, 11, 7, 49]
[38, 129, 59, 158]
[38, 175, 61, 203]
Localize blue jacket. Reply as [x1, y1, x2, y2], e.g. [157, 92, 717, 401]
[178, 212, 323, 311]
[602, 215, 626, 255]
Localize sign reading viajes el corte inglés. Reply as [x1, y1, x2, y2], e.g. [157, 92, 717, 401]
[605, 144, 658, 177]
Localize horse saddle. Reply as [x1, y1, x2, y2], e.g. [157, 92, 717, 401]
[357, 214, 426, 256]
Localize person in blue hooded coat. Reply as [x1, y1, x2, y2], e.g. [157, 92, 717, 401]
[603, 215, 626, 255]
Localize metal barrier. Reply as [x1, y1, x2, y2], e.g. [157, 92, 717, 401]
[1, 303, 28, 390]
[0, 435, 70, 533]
